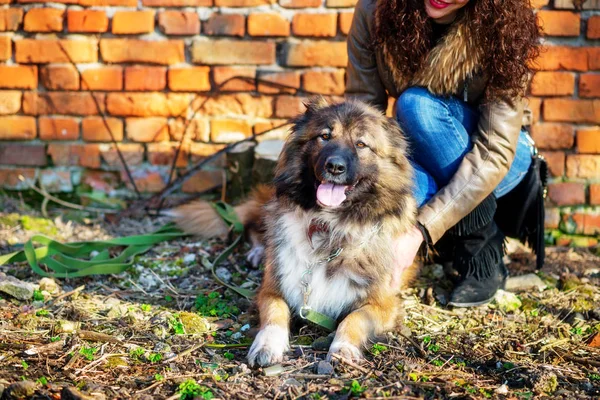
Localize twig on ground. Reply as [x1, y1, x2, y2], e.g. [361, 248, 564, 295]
[331, 353, 370, 374]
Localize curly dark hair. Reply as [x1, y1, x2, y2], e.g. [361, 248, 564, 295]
[373, 0, 541, 100]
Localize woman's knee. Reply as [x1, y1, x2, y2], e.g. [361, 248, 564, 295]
[396, 87, 446, 138]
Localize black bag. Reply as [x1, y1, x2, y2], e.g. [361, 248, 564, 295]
[495, 151, 548, 269]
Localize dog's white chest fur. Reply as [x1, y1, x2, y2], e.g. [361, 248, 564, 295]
[273, 212, 367, 320]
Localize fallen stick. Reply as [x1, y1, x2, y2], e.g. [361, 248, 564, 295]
[330, 353, 370, 374]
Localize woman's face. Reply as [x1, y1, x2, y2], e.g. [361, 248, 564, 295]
[424, 0, 469, 24]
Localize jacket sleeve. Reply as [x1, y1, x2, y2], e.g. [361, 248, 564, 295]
[345, 0, 388, 113]
[416, 95, 525, 244]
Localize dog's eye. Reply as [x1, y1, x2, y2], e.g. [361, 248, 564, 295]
[356, 141, 367, 148]
[320, 133, 331, 141]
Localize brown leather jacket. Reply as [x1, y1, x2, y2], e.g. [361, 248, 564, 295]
[345, 0, 533, 244]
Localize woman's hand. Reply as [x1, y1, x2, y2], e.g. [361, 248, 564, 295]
[391, 225, 424, 288]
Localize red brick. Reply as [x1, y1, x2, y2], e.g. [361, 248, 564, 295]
[204, 14, 244, 37]
[122, 166, 167, 193]
[247, 13, 290, 37]
[0, 91, 21, 115]
[0, 9, 23, 31]
[547, 182, 586, 206]
[189, 143, 226, 162]
[590, 184, 600, 205]
[40, 65, 80, 90]
[275, 95, 305, 118]
[213, 66, 256, 91]
[339, 12, 353, 35]
[39, 117, 79, 140]
[302, 70, 345, 95]
[544, 98, 600, 124]
[67, 10, 108, 33]
[23, 92, 105, 116]
[258, 71, 300, 94]
[588, 16, 600, 39]
[143, 0, 211, 5]
[526, 97, 542, 123]
[0, 65, 37, 89]
[169, 118, 210, 142]
[158, 11, 199, 35]
[0, 144, 45, 166]
[81, 67, 123, 91]
[0, 168, 38, 190]
[47, 144, 100, 168]
[537, 11, 580, 37]
[566, 155, 600, 179]
[579, 73, 600, 98]
[82, 117, 123, 142]
[24, 8, 64, 32]
[539, 151, 565, 177]
[15, 39, 97, 63]
[107, 93, 189, 117]
[193, 94, 273, 118]
[124, 66, 166, 91]
[126, 117, 169, 142]
[292, 13, 337, 37]
[529, 123, 574, 150]
[192, 40, 275, 65]
[168, 67, 211, 92]
[147, 143, 188, 167]
[327, 0, 355, 5]
[79, 0, 136, 5]
[589, 48, 600, 71]
[284, 41, 348, 67]
[279, 0, 320, 7]
[215, 0, 273, 5]
[210, 119, 252, 142]
[112, 11, 155, 35]
[100, 39, 184, 65]
[99, 143, 143, 167]
[182, 170, 222, 193]
[0, 116, 36, 140]
[569, 212, 600, 236]
[545, 207, 560, 229]
[534, 46, 588, 71]
[529, 72, 575, 96]
[576, 127, 600, 154]
[0, 36, 10, 61]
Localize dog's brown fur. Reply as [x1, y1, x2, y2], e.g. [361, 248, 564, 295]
[171, 98, 417, 366]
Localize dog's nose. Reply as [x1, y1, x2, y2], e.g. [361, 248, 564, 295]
[325, 156, 346, 175]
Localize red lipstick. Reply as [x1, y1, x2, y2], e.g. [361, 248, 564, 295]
[429, 0, 450, 9]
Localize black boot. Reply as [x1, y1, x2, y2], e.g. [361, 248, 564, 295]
[448, 195, 508, 307]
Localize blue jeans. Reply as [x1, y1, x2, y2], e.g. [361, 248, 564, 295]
[396, 87, 533, 208]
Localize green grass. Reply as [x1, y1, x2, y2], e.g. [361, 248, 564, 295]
[195, 292, 240, 318]
[148, 353, 162, 363]
[79, 346, 98, 361]
[177, 379, 214, 400]
[370, 343, 388, 356]
[169, 314, 186, 335]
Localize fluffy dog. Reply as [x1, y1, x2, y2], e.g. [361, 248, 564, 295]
[172, 98, 417, 367]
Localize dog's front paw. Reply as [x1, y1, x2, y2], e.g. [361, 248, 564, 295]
[247, 325, 289, 367]
[326, 340, 363, 362]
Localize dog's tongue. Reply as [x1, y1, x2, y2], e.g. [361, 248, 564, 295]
[317, 183, 347, 207]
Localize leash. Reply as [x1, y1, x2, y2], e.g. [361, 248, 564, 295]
[0, 223, 188, 278]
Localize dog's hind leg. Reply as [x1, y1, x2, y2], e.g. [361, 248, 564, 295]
[247, 272, 291, 367]
[326, 294, 400, 362]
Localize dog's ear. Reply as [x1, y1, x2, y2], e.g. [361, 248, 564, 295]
[383, 117, 411, 165]
[303, 96, 329, 114]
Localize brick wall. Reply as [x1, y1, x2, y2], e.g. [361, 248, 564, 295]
[0, 0, 598, 243]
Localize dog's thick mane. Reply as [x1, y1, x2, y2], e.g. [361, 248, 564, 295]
[274, 99, 416, 231]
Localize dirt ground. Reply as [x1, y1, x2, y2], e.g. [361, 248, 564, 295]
[0, 195, 599, 400]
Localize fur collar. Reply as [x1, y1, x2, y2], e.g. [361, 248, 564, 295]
[381, 14, 484, 96]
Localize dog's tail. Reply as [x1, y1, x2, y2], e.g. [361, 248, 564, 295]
[166, 185, 274, 239]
